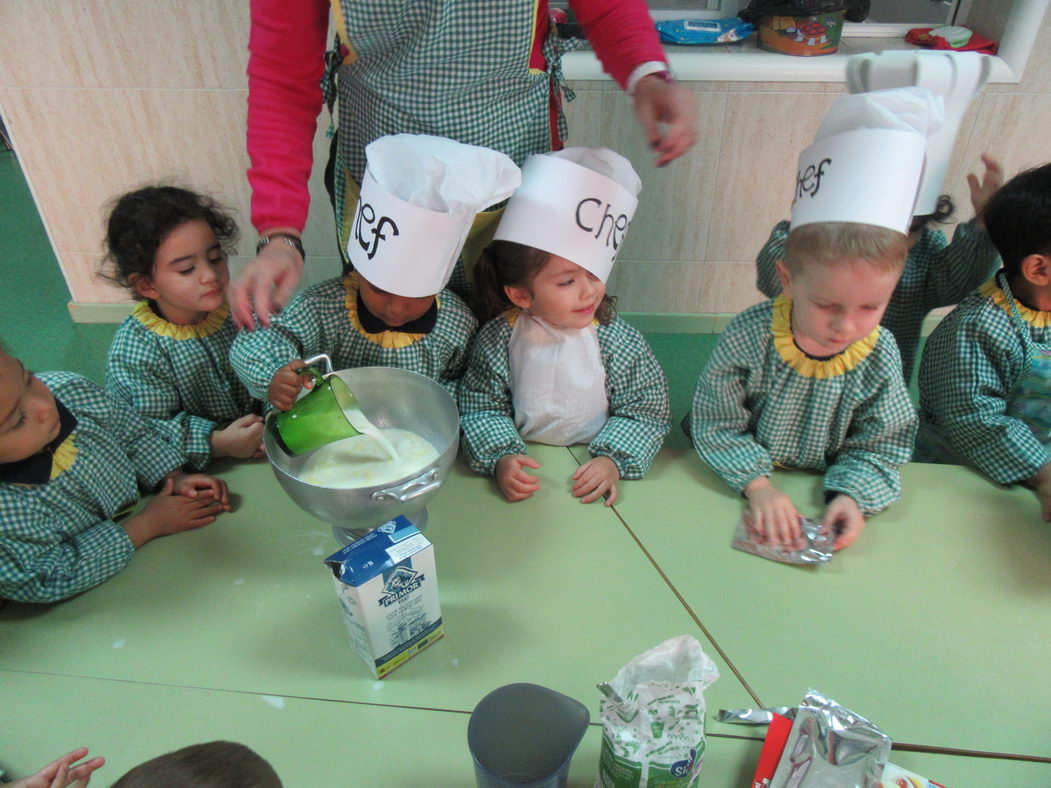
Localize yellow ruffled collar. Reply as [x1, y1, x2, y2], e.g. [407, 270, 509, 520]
[49, 433, 78, 479]
[133, 301, 229, 339]
[771, 295, 879, 379]
[343, 273, 433, 349]
[980, 278, 1051, 328]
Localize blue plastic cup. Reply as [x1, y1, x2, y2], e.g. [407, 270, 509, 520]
[467, 683, 590, 787]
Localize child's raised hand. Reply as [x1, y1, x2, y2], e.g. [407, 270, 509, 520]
[121, 478, 226, 547]
[268, 361, 312, 411]
[571, 456, 620, 505]
[8, 747, 105, 788]
[743, 477, 802, 548]
[823, 493, 865, 550]
[211, 414, 265, 459]
[495, 453, 541, 502]
[968, 153, 1004, 221]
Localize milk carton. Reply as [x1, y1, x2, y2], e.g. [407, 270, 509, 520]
[324, 516, 443, 678]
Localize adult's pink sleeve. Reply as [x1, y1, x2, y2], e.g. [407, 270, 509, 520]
[247, 0, 330, 234]
[568, 0, 667, 90]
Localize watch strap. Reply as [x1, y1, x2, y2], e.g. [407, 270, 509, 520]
[257, 233, 305, 260]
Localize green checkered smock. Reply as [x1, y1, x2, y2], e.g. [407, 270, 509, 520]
[756, 220, 999, 380]
[106, 303, 258, 471]
[0, 373, 185, 603]
[326, 0, 575, 241]
[688, 297, 917, 515]
[918, 276, 1051, 483]
[459, 309, 671, 478]
[229, 274, 477, 401]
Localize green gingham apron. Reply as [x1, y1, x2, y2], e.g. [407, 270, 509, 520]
[999, 272, 1051, 444]
[323, 0, 579, 275]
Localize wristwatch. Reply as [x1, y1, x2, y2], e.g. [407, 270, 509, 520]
[256, 233, 305, 261]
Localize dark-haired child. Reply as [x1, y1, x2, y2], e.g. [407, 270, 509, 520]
[112, 741, 281, 787]
[918, 161, 1051, 520]
[755, 154, 1002, 381]
[459, 148, 670, 505]
[0, 348, 229, 603]
[230, 135, 516, 409]
[103, 186, 262, 470]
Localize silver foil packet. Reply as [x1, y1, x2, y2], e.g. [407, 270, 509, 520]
[716, 706, 795, 725]
[769, 689, 891, 788]
[732, 515, 834, 565]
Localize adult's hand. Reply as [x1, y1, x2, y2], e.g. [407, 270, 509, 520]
[632, 74, 697, 167]
[227, 231, 304, 329]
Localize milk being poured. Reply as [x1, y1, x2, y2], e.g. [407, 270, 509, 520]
[344, 406, 398, 461]
[300, 427, 439, 489]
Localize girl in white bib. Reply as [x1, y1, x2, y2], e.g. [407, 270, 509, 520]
[458, 240, 670, 505]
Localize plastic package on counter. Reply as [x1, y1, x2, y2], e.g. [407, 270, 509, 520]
[595, 635, 720, 788]
[656, 18, 755, 45]
[732, 514, 834, 565]
[769, 689, 891, 788]
[721, 699, 947, 788]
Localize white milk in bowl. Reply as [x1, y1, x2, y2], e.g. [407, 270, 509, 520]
[299, 428, 439, 489]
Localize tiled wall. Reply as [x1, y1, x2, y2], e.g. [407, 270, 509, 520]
[3, 1, 1051, 316]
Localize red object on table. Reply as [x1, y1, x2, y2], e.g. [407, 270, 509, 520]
[905, 26, 998, 54]
[751, 712, 794, 788]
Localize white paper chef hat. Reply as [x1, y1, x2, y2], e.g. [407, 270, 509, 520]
[492, 147, 642, 282]
[346, 134, 521, 297]
[790, 87, 944, 234]
[846, 51, 990, 215]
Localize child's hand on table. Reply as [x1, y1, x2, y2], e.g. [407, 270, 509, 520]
[823, 493, 865, 550]
[211, 414, 265, 459]
[571, 456, 620, 505]
[268, 361, 312, 411]
[968, 153, 1004, 223]
[169, 470, 231, 508]
[496, 454, 541, 502]
[121, 476, 228, 547]
[743, 477, 803, 548]
[9, 746, 105, 788]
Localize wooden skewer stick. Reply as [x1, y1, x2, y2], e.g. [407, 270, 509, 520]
[892, 741, 1051, 764]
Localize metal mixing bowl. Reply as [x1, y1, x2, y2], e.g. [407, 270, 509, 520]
[265, 366, 459, 541]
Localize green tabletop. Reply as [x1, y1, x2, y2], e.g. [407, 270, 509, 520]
[580, 445, 1051, 760]
[4, 670, 1047, 786]
[0, 445, 755, 732]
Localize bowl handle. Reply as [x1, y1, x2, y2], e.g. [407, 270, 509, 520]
[371, 468, 441, 503]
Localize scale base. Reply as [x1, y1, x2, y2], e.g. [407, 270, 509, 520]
[331, 508, 429, 545]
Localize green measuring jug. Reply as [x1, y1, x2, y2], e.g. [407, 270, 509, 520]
[269, 354, 363, 456]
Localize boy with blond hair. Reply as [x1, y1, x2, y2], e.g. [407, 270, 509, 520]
[688, 88, 937, 550]
[689, 223, 916, 550]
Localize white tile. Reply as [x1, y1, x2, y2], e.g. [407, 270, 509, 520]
[0, 0, 255, 89]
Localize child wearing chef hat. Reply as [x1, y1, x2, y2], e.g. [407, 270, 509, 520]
[231, 134, 520, 408]
[755, 51, 1002, 382]
[458, 147, 670, 506]
[688, 88, 938, 552]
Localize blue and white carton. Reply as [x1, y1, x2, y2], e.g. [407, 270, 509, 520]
[324, 516, 443, 678]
